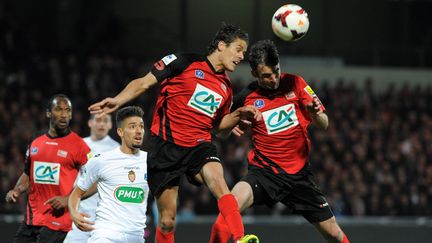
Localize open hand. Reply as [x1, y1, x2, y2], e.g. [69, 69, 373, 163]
[71, 212, 95, 232]
[45, 196, 68, 210]
[88, 97, 120, 117]
[5, 189, 20, 203]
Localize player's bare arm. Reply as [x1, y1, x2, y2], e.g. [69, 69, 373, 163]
[306, 97, 328, 130]
[44, 196, 69, 210]
[68, 186, 95, 232]
[81, 182, 98, 200]
[215, 105, 262, 137]
[5, 172, 29, 203]
[88, 72, 158, 116]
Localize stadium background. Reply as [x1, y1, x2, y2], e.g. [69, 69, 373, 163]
[1, 0, 431, 242]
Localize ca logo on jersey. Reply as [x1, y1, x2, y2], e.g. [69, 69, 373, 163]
[33, 161, 60, 185]
[114, 186, 145, 204]
[188, 84, 223, 117]
[262, 104, 299, 134]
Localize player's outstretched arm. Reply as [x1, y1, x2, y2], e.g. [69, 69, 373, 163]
[88, 72, 158, 116]
[5, 173, 29, 203]
[215, 105, 262, 137]
[306, 97, 328, 130]
[68, 186, 95, 231]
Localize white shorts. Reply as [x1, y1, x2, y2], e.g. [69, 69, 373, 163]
[64, 224, 91, 243]
[88, 229, 145, 243]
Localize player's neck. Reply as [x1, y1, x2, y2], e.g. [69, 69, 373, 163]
[91, 134, 106, 141]
[207, 53, 224, 72]
[120, 144, 139, 155]
[48, 126, 70, 138]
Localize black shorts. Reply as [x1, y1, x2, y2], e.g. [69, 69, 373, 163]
[148, 135, 221, 198]
[241, 164, 334, 223]
[13, 223, 67, 243]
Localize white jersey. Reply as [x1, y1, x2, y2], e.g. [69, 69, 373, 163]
[64, 136, 119, 243]
[83, 136, 120, 154]
[77, 147, 149, 235]
[80, 136, 119, 220]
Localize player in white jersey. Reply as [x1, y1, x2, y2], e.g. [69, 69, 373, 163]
[68, 106, 149, 243]
[64, 114, 119, 242]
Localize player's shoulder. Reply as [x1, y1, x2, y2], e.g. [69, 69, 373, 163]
[161, 53, 205, 65]
[139, 150, 148, 158]
[106, 136, 120, 146]
[68, 131, 87, 142]
[29, 130, 48, 143]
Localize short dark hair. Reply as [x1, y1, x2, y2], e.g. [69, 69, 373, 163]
[207, 22, 249, 55]
[46, 94, 71, 112]
[248, 40, 280, 71]
[115, 106, 144, 127]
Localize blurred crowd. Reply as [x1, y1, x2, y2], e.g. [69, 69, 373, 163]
[1, 52, 431, 219]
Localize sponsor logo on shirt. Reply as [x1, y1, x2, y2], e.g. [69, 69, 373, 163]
[161, 54, 177, 65]
[262, 104, 299, 134]
[206, 156, 221, 162]
[128, 170, 136, 182]
[188, 84, 223, 117]
[45, 142, 58, 146]
[285, 91, 296, 99]
[31, 147, 38, 155]
[304, 85, 316, 98]
[33, 161, 60, 185]
[220, 83, 227, 93]
[195, 70, 204, 79]
[57, 150, 68, 158]
[319, 202, 329, 208]
[254, 99, 265, 109]
[114, 186, 145, 204]
[154, 60, 166, 71]
[80, 166, 87, 177]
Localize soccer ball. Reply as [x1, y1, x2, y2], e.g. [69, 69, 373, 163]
[272, 4, 309, 41]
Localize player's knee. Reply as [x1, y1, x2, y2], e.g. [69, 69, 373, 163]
[323, 224, 343, 242]
[159, 217, 176, 232]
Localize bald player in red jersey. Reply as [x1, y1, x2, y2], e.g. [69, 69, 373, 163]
[210, 40, 350, 243]
[5, 94, 91, 243]
[89, 23, 259, 243]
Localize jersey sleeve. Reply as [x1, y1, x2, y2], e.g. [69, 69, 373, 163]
[231, 87, 250, 111]
[74, 138, 92, 168]
[296, 76, 326, 112]
[76, 158, 100, 191]
[23, 146, 31, 175]
[150, 53, 194, 82]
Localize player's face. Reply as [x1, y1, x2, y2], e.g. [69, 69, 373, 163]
[89, 115, 112, 140]
[220, 38, 247, 72]
[253, 63, 281, 90]
[48, 98, 72, 130]
[118, 116, 144, 149]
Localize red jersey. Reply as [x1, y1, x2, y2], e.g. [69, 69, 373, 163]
[24, 130, 91, 232]
[234, 73, 325, 174]
[150, 53, 233, 147]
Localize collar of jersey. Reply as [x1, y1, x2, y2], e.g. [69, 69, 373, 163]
[205, 57, 225, 75]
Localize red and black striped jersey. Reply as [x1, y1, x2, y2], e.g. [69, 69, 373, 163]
[150, 53, 233, 147]
[233, 73, 325, 174]
[24, 130, 91, 232]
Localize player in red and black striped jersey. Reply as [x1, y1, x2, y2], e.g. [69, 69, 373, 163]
[5, 94, 91, 243]
[210, 40, 350, 243]
[89, 23, 260, 243]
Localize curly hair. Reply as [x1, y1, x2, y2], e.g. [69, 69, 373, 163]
[248, 40, 280, 71]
